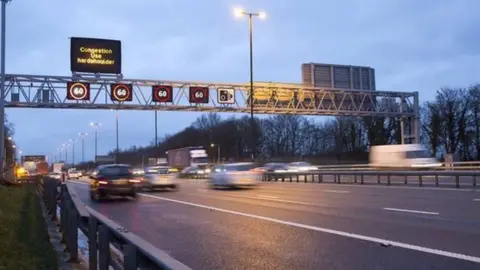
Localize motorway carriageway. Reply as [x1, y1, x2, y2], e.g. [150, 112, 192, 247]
[68, 179, 480, 270]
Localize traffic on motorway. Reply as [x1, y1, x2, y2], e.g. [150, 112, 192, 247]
[44, 144, 479, 269]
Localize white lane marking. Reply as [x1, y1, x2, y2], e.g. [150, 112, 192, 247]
[382, 207, 439, 216]
[227, 194, 327, 207]
[188, 192, 327, 207]
[139, 193, 480, 264]
[324, 190, 350, 194]
[257, 195, 279, 199]
[474, 199, 480, 201]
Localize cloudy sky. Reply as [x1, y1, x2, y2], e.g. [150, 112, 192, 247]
[4, 0, 478, 162]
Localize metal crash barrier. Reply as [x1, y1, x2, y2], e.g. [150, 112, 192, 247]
[262, 170, 478, 188]
[38, 177, 190, 270]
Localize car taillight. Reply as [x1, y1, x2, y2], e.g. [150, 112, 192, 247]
[98, 180, 108, 185]
[129, 179, 141, 183]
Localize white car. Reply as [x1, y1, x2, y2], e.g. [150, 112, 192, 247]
[142, 166, 178, 191]
[48, 172, 62, 180]
[210, 162, 262, 188]
[68, 170, 82, 179]
[287, 161, 317, 172]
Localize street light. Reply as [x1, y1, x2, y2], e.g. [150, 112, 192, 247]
[78, 132, 88, 163]
[69, 139, 77, 167]
[233, 6, 266, 162]
[0, 0, 12, 178]
[90, 122, 101, 162]
[109, 109, 120, 163]
[62, 143, 68, 165]
[210, 143, 220, 164]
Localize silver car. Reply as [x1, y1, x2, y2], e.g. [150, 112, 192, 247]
[210, 162, 262, 188]
[142, 166, 178, 191]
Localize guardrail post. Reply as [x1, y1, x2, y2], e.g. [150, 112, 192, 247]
[98, 225, 110, 270]
[319, 174, 323, 183]
[360, 174, 364, 184]
[338, 174, 341, 184]
[89, 217, 98, 270]
[435, 175, 439, 186]
[455, 175, 460, 188]
[404, 175, 407, 185]
[387, 174, 391, 186]
[281, 175, 285, 182]
[354, 175, 357, 184]
[304, 174, 307, 183]
[473, 174, 477, 187]
[123, 244, 137, 270]
[67, 200, 79, 263]
[377, 175, 380, 184]
[419, 175, 423, 187]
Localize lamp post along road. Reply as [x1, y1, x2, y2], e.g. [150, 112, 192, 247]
[115, 110, 119, 163]
[155, 109, 158, 148]
[79, 132, 88, 163]
[0, 0, 12, 176]
[90, 122, 101, 163]
[233, 7, 266, 162]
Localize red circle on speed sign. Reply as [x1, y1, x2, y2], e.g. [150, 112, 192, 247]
[112, 84, 131, 101]
[152, 85, 173, 102]
[69, 82, 88, 100]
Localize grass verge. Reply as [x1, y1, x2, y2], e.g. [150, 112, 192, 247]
[0, 184, 58, 270]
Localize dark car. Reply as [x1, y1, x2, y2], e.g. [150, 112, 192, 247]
[89, 164, 138, 201]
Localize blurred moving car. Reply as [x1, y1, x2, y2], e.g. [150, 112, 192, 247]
[210, 162, 262, 188]
[142, 166, 178, 191]
[48, 172, 62, 180]
[68, 170, 83, 179]
[89, 164, 138, 201]
[264, 162, 299, 173]
[178, 166, 210, 179]
[287, 161, 318, 172]
[132, 168, 145, 176]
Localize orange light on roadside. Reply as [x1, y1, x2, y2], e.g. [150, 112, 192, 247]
[98, 181, 108, 185]
[129, 179, 141, 183]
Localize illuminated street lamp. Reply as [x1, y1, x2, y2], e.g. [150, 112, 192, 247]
[0, 0, 13, 177]
[90, 122, 101, 161]
[78, 132, 88, 163]
[233, 6, 266, 161]
[69, 138, 77, 167]
[210, 143, 221, 164]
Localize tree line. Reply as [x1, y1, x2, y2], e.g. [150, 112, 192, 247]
[75, 84, 479, 168]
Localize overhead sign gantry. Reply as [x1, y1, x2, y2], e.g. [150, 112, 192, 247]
[1, 36, 420, 143]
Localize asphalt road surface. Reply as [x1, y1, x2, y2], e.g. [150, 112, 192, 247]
[69, 178, 480, 270]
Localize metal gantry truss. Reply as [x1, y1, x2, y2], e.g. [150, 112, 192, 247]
[2, 73, 419, 116]
[2, 73, 421, 143]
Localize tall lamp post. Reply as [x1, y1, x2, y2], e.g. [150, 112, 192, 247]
[115, 110, 119, 163]
[0, 0, 12, 177]
[210, 143, 220, 164]
[90, 122, 101, 162]
[78, 132, 88, 163]
[233, 7, 266, 162]
[69, 138, 76, 167]
[62, 143, 68, 165]
[154, 109, 158, 148]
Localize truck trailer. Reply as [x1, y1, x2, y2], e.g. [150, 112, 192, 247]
[166, 146, 209, 170]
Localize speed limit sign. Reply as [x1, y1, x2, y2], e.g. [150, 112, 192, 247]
[66, 82, 90, 100]
[152, 85, 173, 102]
[189, 86, 209, 103]
[110, 84, 133, 102]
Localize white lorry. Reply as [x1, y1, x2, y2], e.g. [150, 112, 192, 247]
[369, 144, 442, 169]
